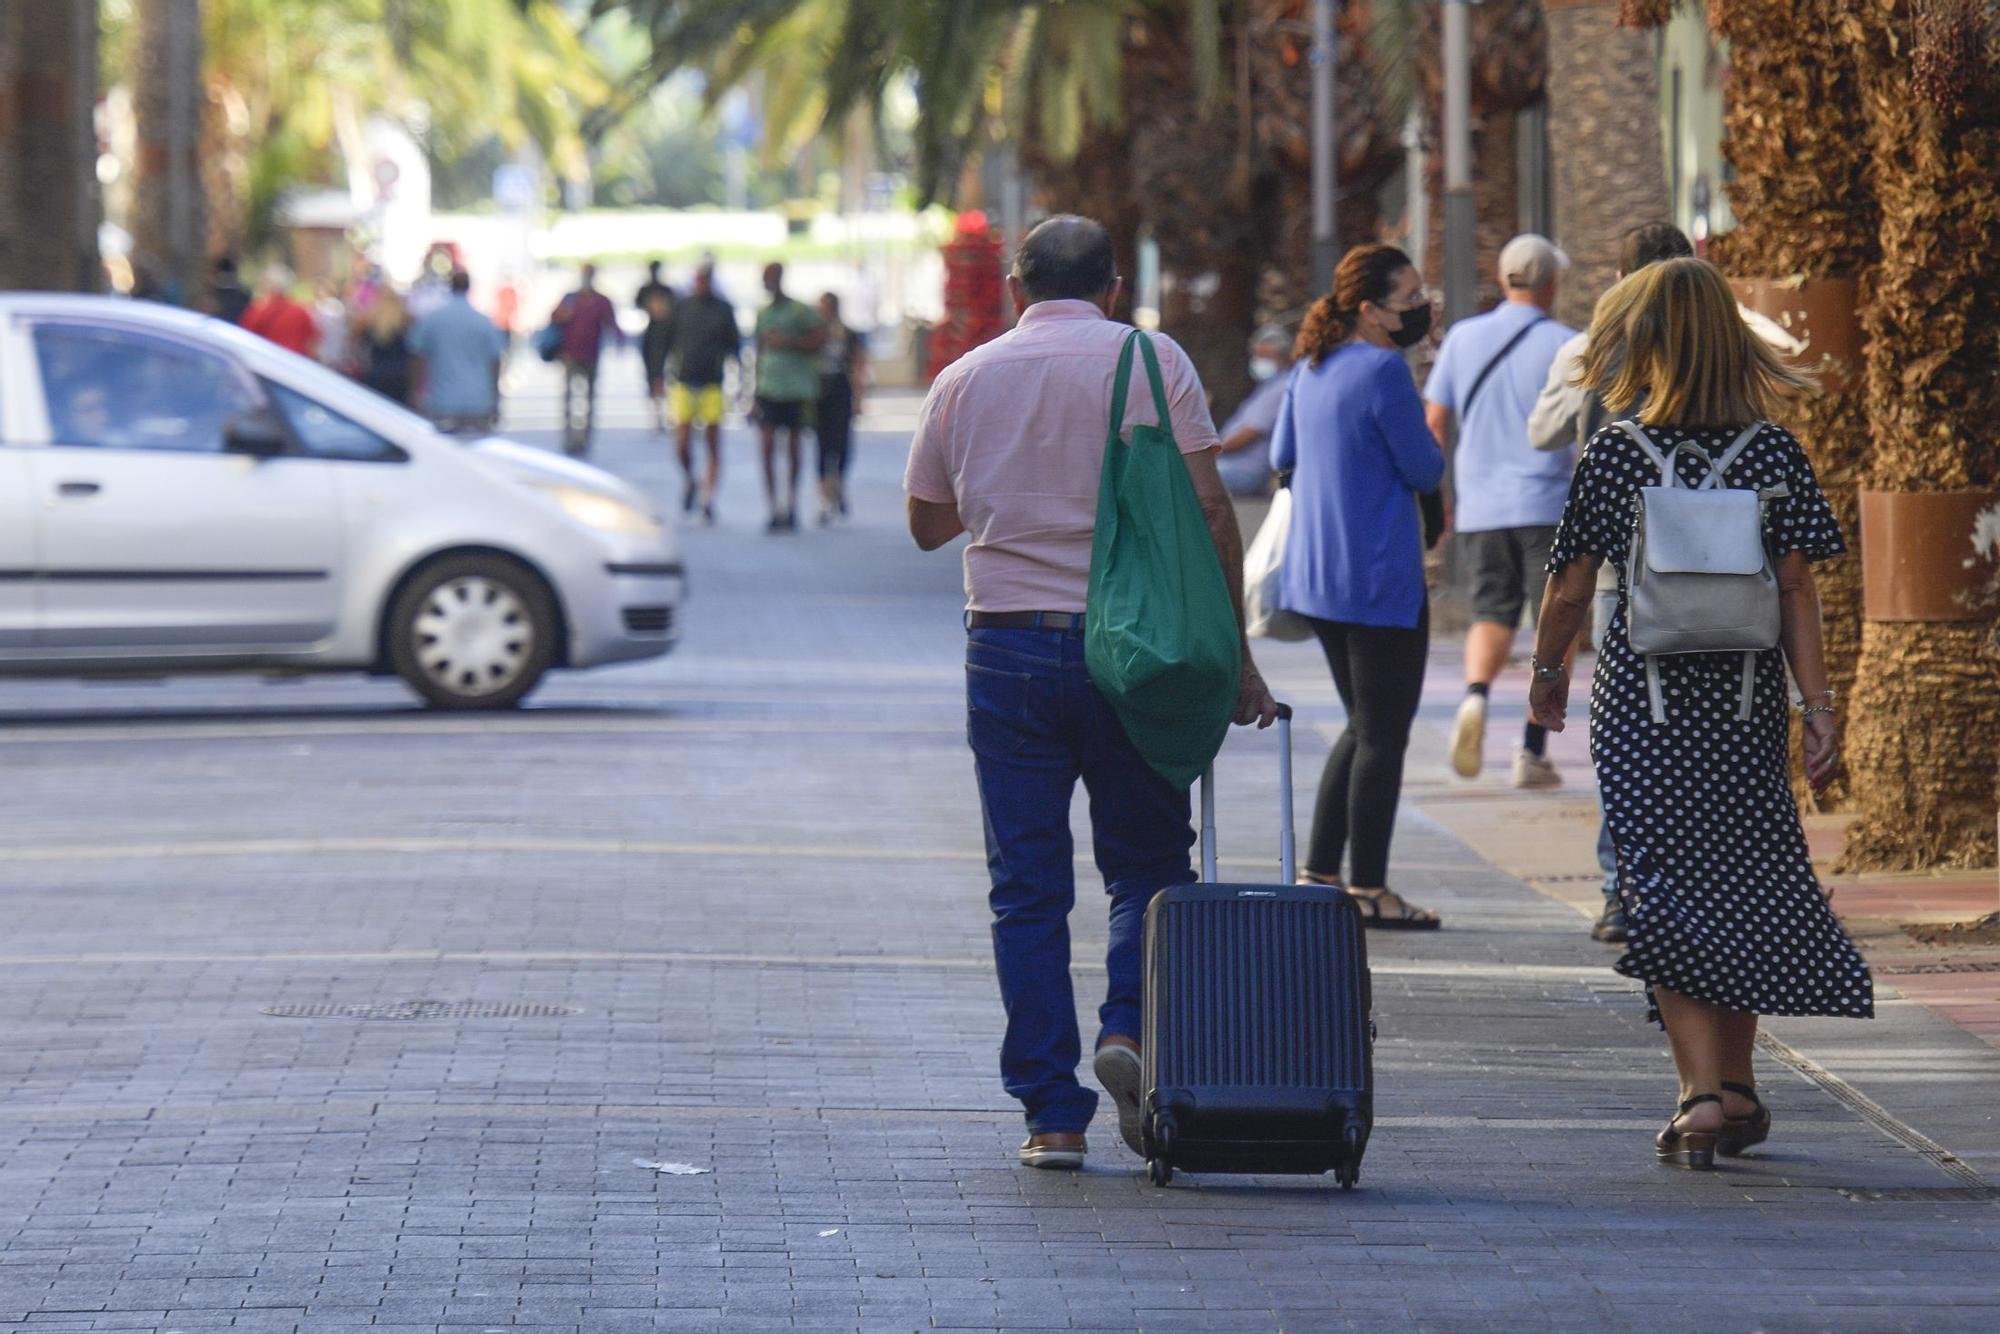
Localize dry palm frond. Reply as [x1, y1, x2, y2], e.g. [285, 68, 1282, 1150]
[1913, 0, 1988, 122]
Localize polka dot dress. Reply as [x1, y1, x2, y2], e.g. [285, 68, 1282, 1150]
[1549, 421, 1874, 1024]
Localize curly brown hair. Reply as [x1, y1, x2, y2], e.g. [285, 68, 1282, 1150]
[1295, 245, 1414, 368]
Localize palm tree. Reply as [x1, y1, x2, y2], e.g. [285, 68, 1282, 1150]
[1709, 0, 1877, 804]
[0, 0, 103, 292]
[110, 0, 608, 263]
[603, 0, 1267, 399]
[130, 0, 206, 300]
[1835, 0, 2000, 870]
[1541, 0, 1668, 330]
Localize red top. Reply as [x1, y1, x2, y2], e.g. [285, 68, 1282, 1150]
[242, 295, 319, 358]
[555, 289, 622, 367]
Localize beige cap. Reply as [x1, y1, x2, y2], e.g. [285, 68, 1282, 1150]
[1498, 234, 1570, 291]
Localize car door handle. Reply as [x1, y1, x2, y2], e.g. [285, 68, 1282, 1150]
[56, 481, 101, 497]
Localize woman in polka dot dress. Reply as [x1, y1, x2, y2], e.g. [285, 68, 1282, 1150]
[1525, 258, 1872, 1172]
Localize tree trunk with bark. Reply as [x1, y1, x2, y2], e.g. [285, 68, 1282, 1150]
[132, 0, 207, 305]
[1834, 0, 2000, 870]
[1542, 0, 1669, 330]
[0, 0, 101, 292]
[1417, 0, 1548, 312]
[1697, 0, 1880, 809]
[1246, 0, 1403, 318]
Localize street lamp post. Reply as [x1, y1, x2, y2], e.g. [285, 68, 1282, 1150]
[1310, 0, 1338, 294]
[1442, 0, 1477, 325]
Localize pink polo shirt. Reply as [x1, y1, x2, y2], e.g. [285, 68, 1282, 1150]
[905, 300, 1220, 613]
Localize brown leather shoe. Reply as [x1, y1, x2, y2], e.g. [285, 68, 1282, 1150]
[1018, 1133, 1086, 1170]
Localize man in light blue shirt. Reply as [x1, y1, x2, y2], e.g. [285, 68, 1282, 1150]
[409, 271, 508, 433]
[1215, 325, 1293, 496]
[1423, 234, 1577, 790]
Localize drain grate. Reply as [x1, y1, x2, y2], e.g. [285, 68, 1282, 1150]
[262, 1000, 580, 1021]
[1841, 1186, 2000, 1203]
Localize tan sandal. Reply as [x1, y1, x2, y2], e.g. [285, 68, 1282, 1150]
[1346, 887, 1442, 931]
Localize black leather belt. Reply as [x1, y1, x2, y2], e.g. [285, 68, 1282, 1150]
[967, 611, 1085, 631]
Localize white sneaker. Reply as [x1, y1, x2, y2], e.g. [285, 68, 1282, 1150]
[1512, 750, 1562, 790]
[1450, 693, 1488, 778]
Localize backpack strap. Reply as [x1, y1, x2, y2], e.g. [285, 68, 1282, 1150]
[1614, 420, 1673, 484]
[1709, 422, 1766, 721]
[1697, 422, 1766, 491]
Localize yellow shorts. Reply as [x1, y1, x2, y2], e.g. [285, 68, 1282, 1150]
[670, 383, 726, 428]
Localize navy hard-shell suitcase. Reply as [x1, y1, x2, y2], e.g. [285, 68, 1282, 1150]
[1140, 704, 1375, 1188]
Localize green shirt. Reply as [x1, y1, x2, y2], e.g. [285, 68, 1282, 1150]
[754, 297, 822, 403]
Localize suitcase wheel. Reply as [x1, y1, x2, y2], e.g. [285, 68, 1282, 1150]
[1337, 1124, 1364, 1190]
[1148, 1156, 1173, 1187]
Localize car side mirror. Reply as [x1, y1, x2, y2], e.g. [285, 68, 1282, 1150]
[223, 408, 291, 458]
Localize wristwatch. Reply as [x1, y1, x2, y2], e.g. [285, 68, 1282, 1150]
[1529, 654, 1567, 683]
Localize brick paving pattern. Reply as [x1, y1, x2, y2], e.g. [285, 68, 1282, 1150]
[3, 366, 1999, 1330]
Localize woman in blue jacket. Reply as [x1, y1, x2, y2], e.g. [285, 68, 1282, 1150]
[1272, 244, 1446, 928]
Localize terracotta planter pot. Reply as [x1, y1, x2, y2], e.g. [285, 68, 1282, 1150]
[1859, 489, 2000, 622]
[1730, 277, 1864, 390]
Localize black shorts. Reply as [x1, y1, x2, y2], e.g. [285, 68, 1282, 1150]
[755, 397, 808, 431]
[1459, 525, 1558, 626]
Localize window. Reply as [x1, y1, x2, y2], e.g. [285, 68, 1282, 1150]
[35, 323, 264, 453]
[266, 382, 405, 463]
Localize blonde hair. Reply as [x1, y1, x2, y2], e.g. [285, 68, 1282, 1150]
[1578, 257, 1814, 429]
[362, 288, 408, 341]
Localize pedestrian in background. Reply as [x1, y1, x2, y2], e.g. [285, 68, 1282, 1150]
[1215, 325, 1296, 498]
[752, 262, 824, 532]
[813, 291, 867, 525]
[663, 263, 741, 524]
[1529, 258, 1871, 1171]
[356, 288, 414, 406]
[1424, 234, 1578, 790]
[1528, 221, 1694, 945]
[242, 264, 319, 359]
[409, 270, 507, 435]
[904, 215, 1278, 1172]
[208, 256, 252, 324]
[551, 263, 624, 458]
[1271, 244, 1445, 930]
[637, 259, 677, 436]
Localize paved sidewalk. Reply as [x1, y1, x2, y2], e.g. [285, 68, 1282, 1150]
[3, 370, 2000, 1331]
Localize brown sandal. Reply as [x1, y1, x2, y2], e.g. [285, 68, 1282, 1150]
[1346, 887, 1442, 931]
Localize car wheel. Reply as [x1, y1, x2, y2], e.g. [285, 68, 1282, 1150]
[388, 554, 557, 710]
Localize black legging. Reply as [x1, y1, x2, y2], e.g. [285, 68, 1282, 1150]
[1304, 606, 1429, 888]
[816, 372, 855, 483]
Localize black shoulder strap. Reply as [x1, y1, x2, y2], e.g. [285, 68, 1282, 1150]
[1460, 314, 1549, 422]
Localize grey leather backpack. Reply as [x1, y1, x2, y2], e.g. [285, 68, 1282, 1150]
[1618, 420, 1784, 724]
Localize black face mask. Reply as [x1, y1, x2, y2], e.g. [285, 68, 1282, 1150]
[1389, 302, 1433, 348]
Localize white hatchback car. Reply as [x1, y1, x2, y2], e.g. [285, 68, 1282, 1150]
[0, 295, 683, 708]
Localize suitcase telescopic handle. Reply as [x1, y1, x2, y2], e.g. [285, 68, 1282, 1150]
[1199, 702, 1295, 886]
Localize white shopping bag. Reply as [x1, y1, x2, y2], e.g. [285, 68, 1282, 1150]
[1243, 487, 1314, 642]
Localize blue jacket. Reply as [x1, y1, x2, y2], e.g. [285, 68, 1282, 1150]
[1270, 343, 1445, 628]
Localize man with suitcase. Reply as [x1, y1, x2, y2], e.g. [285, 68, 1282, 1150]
[905, 215, 1279, 1170]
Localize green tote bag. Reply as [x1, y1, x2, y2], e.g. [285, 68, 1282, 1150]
[1085, 329, 1241, 789]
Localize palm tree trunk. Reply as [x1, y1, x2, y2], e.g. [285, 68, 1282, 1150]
[1835, 0, 2000, 870]
[1542, 1, 1668, 331]
[1700, 0, 1879, 810]
[0, 0, 101, 291]
[132, 0, 207, 305]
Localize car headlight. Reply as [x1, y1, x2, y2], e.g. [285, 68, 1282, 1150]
[537, 485, 662, 537]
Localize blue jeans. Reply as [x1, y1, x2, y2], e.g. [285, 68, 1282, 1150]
[1591, 588, 1621, 908]
[966, 626, 1197, 1134]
